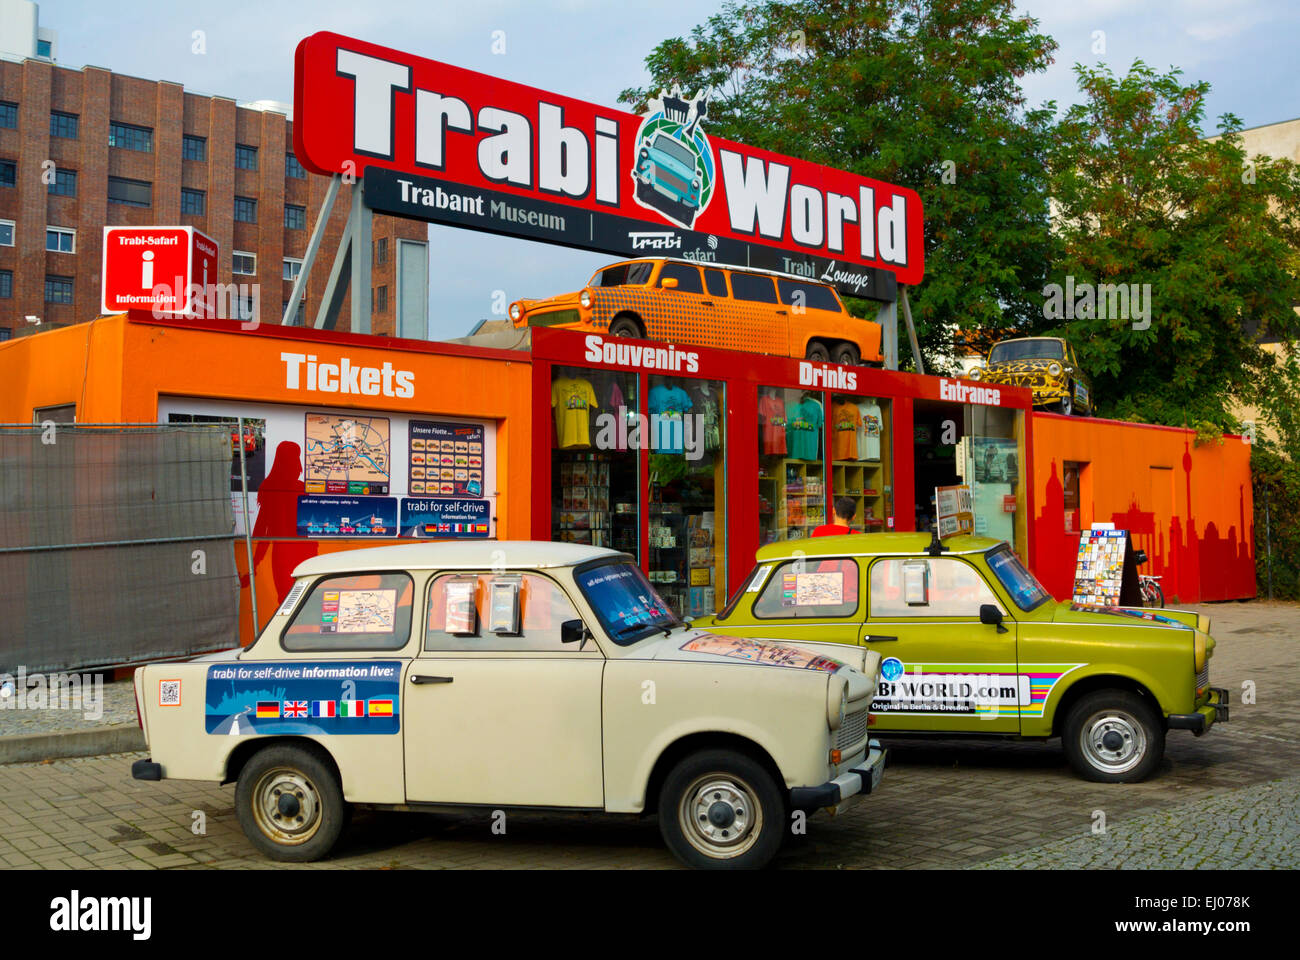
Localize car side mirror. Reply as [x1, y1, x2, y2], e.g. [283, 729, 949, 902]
[980, 604, 1008, 634]
[561, 619, 588, 645]
[660, 277, 678, 289]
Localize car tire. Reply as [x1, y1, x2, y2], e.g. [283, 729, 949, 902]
[832, 342, 861, 366]
[1058, 393, 1074, 416]
[235, 744, 347, 862]
[1062, 690, 1165, 783]
[805, 341, 831, 363]
[658, 749, 786, 869]
[609, 314, 643, 339]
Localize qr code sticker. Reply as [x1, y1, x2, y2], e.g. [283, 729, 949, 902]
[159, 679, 181, 706]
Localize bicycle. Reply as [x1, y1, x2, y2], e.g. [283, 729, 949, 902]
[1139, 574, 1165, 608]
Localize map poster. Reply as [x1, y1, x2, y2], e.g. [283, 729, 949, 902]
[305, 413, 391, 495]
[781, 571, 844, 606]
[336, 589, 397, 633]
[409, 419, 485, 497]
[400, 497, 491, 539]
[296, 495, 397, 538]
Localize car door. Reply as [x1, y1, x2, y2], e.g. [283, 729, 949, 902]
[652, 262, 708, 341]
[721, 557, 865, 647]
[403, 571, 606, 807]
[861, 556, 1020, 734]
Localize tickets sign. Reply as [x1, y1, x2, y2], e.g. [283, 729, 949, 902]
[292, 31, 924, 292]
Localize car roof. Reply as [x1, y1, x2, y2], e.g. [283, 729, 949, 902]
[292, 541, 629, 578]
[596, 257, 838, 288]
[992, 336, 1064, 345]
[754, 532, 1006, 562]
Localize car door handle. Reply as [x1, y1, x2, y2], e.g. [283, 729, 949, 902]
[775, 309, 788, 315]
[409, 674, 454, 685]
[862, 635, 898, 643]
[700, 300, 714, 306]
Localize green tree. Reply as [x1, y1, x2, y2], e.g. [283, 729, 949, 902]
[1046, 61, 1300, 438]
[620, 0, 1059, 372]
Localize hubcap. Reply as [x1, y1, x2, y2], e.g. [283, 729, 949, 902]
[1081, 710, 1147, 774]
[251, 767, 322, 845]
[679, 775, 763, 860]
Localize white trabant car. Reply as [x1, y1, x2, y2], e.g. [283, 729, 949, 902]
[132, 542, 886, 869]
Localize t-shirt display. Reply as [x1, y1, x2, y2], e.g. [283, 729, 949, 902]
[696, 383, 721, 451]
[758, 391, 788, 456]
[648, 383, 694, 454]
[786, 396, 823, 461]
[832, 400, 861, 461]
[858, 400, 882, 461]
[551, 376, 598, 449]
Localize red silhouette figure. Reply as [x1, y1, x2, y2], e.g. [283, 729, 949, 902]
[240, 440, 319, 604]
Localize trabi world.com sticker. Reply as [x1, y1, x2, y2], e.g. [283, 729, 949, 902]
[881, 657, 905, 682]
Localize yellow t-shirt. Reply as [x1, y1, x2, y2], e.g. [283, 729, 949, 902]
[552, 377, 598, 449]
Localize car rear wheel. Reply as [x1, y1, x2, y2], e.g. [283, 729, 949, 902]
[235, 745, 347, 861]
[609, 314, 643, 339]
[1058, 394, 1074, 416]
[659, 749, 786, 869]
[832, 341, 861, 366]
[1062, 691, 1164, 783]
[804, 341, 830, 363]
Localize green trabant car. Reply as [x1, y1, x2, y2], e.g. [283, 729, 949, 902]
[697, 533, 1229, 782]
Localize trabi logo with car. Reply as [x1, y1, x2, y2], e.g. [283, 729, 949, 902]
[632, 87, 715, 229]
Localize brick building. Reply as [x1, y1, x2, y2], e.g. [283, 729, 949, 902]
[0, 53, 427, 341]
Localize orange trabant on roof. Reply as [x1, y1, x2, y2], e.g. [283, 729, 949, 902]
[509, 257, 883, 365]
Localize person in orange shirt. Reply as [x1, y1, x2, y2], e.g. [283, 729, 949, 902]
[812, 497, 857, 536]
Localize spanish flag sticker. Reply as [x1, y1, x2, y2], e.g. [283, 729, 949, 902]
[367, 699, 394, 717]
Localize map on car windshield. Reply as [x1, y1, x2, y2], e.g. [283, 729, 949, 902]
[305, 414, 391, 494]
[337, 589, 397, 633]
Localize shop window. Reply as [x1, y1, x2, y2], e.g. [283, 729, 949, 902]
[551, 365, 639, 558]
[648, 375, 725, 618]
[830, 393, 891, 532]
[282, 573, 413, 651]
[424, 573, 583, 652]
[754, 558, 859, 619]
[869, 558, 1002, 619]
[758, 386, 825, 543]
[961, 404, 1023, 544]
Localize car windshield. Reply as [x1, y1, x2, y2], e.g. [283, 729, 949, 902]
[574, 560, 681, 645]
[651, 134, 696, 169]
[592, 261, 655, 287]
[985, 544, 1052, 611]
[989, 340, 1063, 362]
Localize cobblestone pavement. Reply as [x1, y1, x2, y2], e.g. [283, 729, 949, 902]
[0, 678, 137, 736]
[0, 600, 1295, 869]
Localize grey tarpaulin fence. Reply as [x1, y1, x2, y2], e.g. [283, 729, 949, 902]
[0, 424, 239, 673]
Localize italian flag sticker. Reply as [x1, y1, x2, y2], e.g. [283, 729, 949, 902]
[339, 700, 365, 718]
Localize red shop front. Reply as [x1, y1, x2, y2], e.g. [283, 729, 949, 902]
[529, 327, 1036, 619]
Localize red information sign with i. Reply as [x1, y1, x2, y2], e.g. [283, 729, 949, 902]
[101, 226, 219, 316]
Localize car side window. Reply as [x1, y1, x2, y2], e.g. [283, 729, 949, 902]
[425, 573, 586, 652]
[704, 268, 727, 297]
[869, 558, 1002, 619]
[730, 272, 778, 304]
[659, 262, 704, 294]
[753, 558, 859, 619]
[776, 279, 842, 313]
[282, 573, 414, 651]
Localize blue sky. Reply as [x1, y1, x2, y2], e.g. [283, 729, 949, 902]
[41, 0, 1300, 339]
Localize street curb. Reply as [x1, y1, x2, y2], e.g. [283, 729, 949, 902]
[0, 726, 145, 764]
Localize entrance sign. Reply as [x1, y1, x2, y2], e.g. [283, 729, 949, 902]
[293, 32, 924, 294]
[935, 484, 974, 538]
[101, 226, 219, 315]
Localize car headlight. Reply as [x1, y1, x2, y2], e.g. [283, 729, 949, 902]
[1048, 362, 1062, 377]
[827, 676, 848, 730]
[509, 303, 521, 321]
[969, 367, 982, 380]
[579, 290, 592, 309]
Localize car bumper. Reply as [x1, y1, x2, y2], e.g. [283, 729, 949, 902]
[131, 758, 163, 781]
[789, 740, 886, 811]
[1167, 688, 1230, 735]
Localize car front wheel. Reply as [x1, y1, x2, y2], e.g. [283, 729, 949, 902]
[609, 314, 643, 339]
[1062, 691, 1165, 783]
[659, 749, 786, 869]
[1058, 393, 1074, 416]
[235, 745, 347, 861]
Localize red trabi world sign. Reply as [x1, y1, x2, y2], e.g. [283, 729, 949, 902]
[292, 32, 925, 288]
[101, 226, 219, 316]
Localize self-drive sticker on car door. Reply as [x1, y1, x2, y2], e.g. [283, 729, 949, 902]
[205, 661, 402, 735]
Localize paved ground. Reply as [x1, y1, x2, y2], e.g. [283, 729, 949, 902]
[0, 678, 137, 736]
[0, 600, 1296, 869]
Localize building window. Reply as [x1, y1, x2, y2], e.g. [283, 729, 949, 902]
[234, 196, 257, 223]
[182, 135, 207, 162]
[283, 299, 306, 325]
[109, 121, 153, 152]
[0, 269, 11, 298]
[36, 39, 52, 59]
[283, 258, 303, 281]
[235, 144, 258, 171]
[375, 285, 388, 313]
[233, 251, 257, 276]
[284, 204, 305, 230]
[236, 293, 257, 323]
[374, 237, 388, 264]
[180, 188, 205, 216]
[0, 327, 10, 341]
[0, 220, 13, 246]
[285, 152, 306, 179]
[49, 111, 79, 139]
[0, 159, 15, 187]
[107, 176, 152, 207]
[0, 101, 16, 129]
[45, 275, 74, 304]
[48, 168, 77, 197]
[46, 227, 75, 253]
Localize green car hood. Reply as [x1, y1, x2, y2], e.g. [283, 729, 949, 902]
[1050, 601, 1197, 630]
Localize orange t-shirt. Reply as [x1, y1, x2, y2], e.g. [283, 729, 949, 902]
[831, 401, 861, 460]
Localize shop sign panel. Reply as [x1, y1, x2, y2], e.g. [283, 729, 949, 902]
[101, 226, 219, 316]
[399, 497, 491, 538]
[293, 31, 924, 292]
